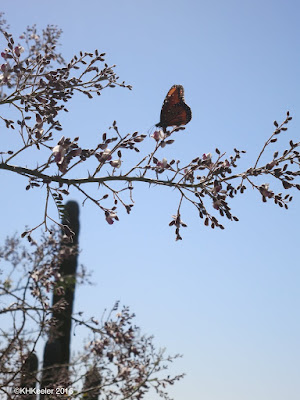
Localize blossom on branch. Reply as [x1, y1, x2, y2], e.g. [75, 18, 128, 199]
[110, 158, 122, 168]
[52, 143, 66, 164]
[14, 45, 24, 57]
[151, 129, 165, 142]
[105, 211, 118, 225]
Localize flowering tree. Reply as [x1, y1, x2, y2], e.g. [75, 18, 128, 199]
[0, 16, 184, 400]
[0, 12, 299, 399]
[0, 17, 299, 241]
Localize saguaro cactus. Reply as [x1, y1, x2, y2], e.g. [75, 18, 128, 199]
[39, 202, 101, 399]
[82, 367, 101, 400]
[41, 201, 80, 391]
[20, 352, 38, 400]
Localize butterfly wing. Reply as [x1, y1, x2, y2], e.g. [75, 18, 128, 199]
[161, 102, 192, 127]
[156, 85, 192, 129]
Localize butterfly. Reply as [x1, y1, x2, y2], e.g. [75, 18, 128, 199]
[156, 85, 192, 132]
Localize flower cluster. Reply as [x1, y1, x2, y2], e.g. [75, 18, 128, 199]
[52, 136, 82, 173]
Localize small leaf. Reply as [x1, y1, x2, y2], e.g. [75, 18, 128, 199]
[282, 180, 292, 189]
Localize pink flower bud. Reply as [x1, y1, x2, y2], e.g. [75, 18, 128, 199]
[14, 46, 24, 57]
[105, 211, 118, 225]
[106, 216, 114, 225]
[97, 148, 112, 162]
[203, 152, 212, 161]
[151, 130, 165, 142]
[259, 184, 274, 198]
[110, 159, 122, 168]
[156, 158, 168, 169]
[52, 144, 66, 164]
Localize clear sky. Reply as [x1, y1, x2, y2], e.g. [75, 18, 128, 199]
[1, 1, 300, 399]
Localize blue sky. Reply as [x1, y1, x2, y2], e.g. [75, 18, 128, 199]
[1, 1, 300, 399]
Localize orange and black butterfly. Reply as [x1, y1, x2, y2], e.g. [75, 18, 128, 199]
[156, 85, 192, 132]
